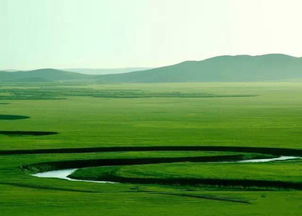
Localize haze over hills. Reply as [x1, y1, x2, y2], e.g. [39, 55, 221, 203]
[64, 68, 150, 75]
[98, 54, 302, 82]
[1, 54, 302, 83]
[0, 69, 90, 82]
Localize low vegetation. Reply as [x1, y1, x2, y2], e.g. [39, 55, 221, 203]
[0, 115, 29, 120]
[1, 82, 302, 216]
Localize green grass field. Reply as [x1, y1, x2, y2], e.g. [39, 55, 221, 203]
[1, 82, 302, 216]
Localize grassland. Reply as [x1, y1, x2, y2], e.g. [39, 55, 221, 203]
[1, 82, 302, 216]
[72, 159, 302, 189]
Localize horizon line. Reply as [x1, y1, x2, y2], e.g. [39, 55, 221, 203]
[1, 53, 300, 71]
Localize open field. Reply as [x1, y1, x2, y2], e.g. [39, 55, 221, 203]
[1, 82, 302, 216]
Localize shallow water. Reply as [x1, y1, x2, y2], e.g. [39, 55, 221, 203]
[32, 168, 115, 184]
[237, 156, 299, 163]
[32, 156, 300, 184]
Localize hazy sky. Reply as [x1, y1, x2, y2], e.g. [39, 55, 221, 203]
[1, 0, 302, 70]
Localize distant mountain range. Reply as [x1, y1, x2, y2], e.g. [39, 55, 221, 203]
[64, 67, 150, 75]
[0, 69, 89, 82]
[1, 54, 302, 83]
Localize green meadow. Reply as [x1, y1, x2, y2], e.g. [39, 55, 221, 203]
[1, 82, 302, 216]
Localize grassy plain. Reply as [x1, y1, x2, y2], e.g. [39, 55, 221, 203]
[1, 82, 302, 216]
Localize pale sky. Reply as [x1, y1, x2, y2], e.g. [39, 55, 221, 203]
[1, 0, 302, 70]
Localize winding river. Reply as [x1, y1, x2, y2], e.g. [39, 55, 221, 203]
[32, 155, 299, 184]
[32, 168, 115, 184]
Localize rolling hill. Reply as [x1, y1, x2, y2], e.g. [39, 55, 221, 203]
[1, 54, 302, 83]
[0, 68, 92, 82]
[97, 54, 302, 82]
[64, 67, 150, 75]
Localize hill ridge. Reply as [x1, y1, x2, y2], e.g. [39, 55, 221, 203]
[1, 54, 302, 82]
